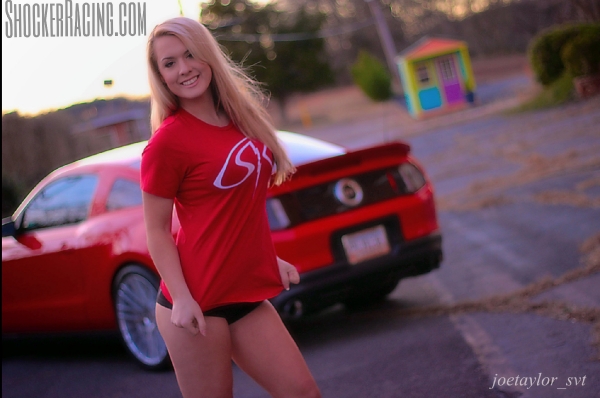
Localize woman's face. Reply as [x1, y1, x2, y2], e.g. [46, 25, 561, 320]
[153, 35, 213, 104]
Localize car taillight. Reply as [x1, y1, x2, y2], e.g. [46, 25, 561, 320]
[396, 163, 426, 193]
[266, 198, 290, 230]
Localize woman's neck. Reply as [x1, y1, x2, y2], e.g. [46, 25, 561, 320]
[180, 94, 229, 127]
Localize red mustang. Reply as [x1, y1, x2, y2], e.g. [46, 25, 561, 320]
[2, 131, 442, 370]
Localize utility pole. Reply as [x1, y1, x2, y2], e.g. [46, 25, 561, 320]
[365, 0, 402, 93]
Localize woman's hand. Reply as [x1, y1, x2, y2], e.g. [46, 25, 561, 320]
[277, 257, 300, 290]
[143, 192, 205, 336]
[171, 296, 206, 336]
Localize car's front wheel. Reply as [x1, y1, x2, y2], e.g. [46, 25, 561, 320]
[113, 264, 170, 370]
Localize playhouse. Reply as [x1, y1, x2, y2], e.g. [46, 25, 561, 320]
[397, 37, 476, 119]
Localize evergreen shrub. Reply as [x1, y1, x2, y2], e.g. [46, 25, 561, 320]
[351, 51, 393, 102]
[561, 31, 600, 78]
[528, 23, 600, 86]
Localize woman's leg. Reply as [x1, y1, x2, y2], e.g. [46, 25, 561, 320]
[156, 304, 233, 398]
[229, 301, 321, 398]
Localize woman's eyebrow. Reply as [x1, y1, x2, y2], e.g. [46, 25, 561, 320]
[160, 50, 190, 62]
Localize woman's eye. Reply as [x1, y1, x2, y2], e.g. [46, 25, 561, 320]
[186, 53, 193, 59]
[164, 61, 174, 68]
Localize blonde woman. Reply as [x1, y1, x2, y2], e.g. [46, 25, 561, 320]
[141, 17, 321, 398]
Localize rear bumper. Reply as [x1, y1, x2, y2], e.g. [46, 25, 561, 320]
[271, 231, 442, 317]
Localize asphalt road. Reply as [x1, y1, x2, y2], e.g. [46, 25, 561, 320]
[3, 79, 600, 398]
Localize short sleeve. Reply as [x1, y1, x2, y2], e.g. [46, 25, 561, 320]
[141, 130, 186, 199]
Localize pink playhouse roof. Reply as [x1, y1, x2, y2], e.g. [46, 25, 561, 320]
[400, 37, 466, 61]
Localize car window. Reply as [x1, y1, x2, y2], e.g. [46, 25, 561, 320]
[21, 175, 99, 230]
[106, 178, 142, 211]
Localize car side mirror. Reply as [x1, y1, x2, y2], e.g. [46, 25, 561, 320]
[2, 218, 17, 237]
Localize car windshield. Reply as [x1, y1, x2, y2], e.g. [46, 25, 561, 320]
[277, 131, 346, 166]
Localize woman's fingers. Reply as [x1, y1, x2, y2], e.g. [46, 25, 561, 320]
[171, 301, 207, 336]
[182, 317, 200, 335]
[278, 259, 300, 290]
[182, 308, 207, 336]
[288, 267, 300, 285]
[195, 308, 207, 336]
[280, 269, 290, 290]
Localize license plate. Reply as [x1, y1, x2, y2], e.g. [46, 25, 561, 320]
[341, 225, 391, 265]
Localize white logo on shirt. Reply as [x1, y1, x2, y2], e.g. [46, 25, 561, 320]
[213, 138, 274, 190]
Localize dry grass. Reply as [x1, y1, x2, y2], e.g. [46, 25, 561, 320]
[470, 54, 531, 84]
[438, 149, 600, 211]
[576, 175, 600, 191]
[391, 233, 600, 359]
[437, 97, 600, 211]
[272, 54, 532, 131]
[534, 190, 600, 207]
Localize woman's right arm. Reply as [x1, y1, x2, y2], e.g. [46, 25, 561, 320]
[142, 191, 206, 336]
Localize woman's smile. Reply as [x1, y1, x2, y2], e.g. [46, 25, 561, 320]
[181, 75, 199, 86]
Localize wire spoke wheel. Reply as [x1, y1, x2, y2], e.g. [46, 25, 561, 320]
[114, 265, 169, 370]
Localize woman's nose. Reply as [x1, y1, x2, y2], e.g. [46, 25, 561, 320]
[179, 59, 191, 75]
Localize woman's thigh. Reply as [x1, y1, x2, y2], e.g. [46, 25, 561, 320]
[229, 301, 321, 398]
[156, 304, 233, 398]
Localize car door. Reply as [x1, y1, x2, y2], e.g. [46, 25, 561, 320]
[2, 174, 99, 332]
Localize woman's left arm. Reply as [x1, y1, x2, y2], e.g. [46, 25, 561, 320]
[277, 257, 300, 290]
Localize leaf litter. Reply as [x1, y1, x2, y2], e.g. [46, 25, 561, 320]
[386, 233, 600, 360]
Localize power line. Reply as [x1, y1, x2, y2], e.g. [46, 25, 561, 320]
[213, 18, 375, 42]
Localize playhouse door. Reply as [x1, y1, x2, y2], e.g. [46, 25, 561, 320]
[436, 56, 463, 104]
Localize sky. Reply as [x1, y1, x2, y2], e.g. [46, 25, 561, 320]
[2, 0, 203, 116]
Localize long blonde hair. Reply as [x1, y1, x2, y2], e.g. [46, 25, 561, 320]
[146, 17, 295, 185]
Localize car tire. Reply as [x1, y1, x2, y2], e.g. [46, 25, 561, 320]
[344, 279, 399, 310]
[113, 264, 170, 371]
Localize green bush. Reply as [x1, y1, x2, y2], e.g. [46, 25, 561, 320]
[561, 32, 600, 78]
[528, 23, 600, 86]
[351, 51, 393, 102]
[509, 71, 575, 113]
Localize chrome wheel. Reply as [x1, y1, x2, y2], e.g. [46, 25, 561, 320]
[114, 265, 169, 370]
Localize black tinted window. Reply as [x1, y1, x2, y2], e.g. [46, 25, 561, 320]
[106, 179, 142, 211]
[22, 175, 98, 230]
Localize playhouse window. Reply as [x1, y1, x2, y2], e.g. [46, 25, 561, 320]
[439, 58, 455, 80]
[417, 65, 430, 84]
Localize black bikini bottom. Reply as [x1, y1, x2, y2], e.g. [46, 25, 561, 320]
[156, 290, 262, 325]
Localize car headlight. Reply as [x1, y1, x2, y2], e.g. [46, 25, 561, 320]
[266, 198, 290, 230]
[397, 163, 426, 193]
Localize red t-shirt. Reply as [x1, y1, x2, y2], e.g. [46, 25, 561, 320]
[140, 108, 283, 311]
